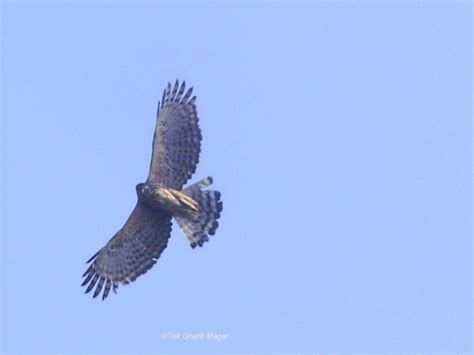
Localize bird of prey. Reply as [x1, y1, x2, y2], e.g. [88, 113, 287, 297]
[82, 80, 223, 300]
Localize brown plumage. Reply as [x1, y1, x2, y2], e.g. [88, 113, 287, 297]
[82, 80, 222, 300]
[148, 80, 201, 188]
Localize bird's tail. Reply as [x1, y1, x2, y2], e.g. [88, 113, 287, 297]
[175, 177, 223, 248]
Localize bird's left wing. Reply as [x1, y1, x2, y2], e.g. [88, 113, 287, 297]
[147, 80, 201, 189]
[82, 202, 172, 300]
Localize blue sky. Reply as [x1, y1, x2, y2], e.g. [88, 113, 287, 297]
[1, 2, 471, 354]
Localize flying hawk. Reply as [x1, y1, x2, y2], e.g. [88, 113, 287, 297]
[82, 80, 223, 300]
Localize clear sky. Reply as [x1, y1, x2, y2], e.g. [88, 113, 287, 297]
[1, 2, 471, 354]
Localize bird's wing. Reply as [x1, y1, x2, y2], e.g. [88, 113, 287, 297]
[82, 203, 172, 300]
[147, 80, 201, 189]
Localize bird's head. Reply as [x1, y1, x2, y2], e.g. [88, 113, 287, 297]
[136, 182, 152, 199]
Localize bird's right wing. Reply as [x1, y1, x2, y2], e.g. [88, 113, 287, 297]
[82, 203, 172, 300]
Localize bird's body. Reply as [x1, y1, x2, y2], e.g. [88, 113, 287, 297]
[82, 80, 223, 300]
[137, 182, 199, 216]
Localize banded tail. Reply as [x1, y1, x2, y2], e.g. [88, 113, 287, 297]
[175, 177, 223, 248]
